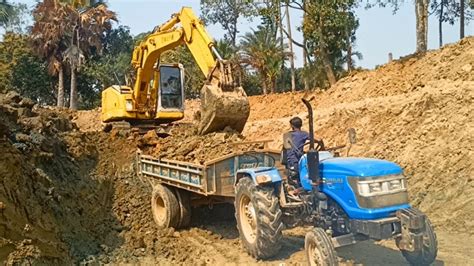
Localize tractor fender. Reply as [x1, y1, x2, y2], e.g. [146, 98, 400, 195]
[234, 167, 282, 186]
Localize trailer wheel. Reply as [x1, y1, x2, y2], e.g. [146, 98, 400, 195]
[151, 184, 179, 229]
[174, 188, 192, 229]
[305, 228, 338, 266]
[235, 178, 283, 259]
[401, 217, 438, 266]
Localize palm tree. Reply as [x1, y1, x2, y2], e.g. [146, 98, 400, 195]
[31, 0, 76, 107]
[0, 0, 13, 27]
[64, 3, 116, 110]
[239, 26, 289, 94]
[31, 0, 115, 109]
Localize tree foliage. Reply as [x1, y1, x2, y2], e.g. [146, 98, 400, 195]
[0, 2, 29, 33]
[200, 0, 256, 46]
[239, 25, 289, 94]
[84, 26, 134, 90]
[0, 0, 13, 27]
[301, 0, 359, 86]
[0, 32, 53, 103]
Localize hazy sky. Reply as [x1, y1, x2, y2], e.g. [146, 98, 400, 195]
[17, 0, 474, 69]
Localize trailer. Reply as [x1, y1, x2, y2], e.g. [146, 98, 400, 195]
[136, 147, 283, 229]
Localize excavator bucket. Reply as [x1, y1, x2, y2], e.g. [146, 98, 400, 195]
[198, 83, 250, 135]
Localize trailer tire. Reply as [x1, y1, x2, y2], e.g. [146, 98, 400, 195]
[235, 178, 283, 259]
[151, 184, 179, 229]
[174, 188, 192, 229]
[305, 228, 338, 266]
[401, 217, 438, 266]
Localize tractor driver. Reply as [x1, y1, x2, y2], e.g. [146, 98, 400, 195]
[284, 116, 309, 171]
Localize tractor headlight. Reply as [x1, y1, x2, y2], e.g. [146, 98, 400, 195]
[356, 174, 407, 197]
[125, 100, 133, 111]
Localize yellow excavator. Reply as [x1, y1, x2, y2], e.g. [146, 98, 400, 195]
[101, 7, 249, 134]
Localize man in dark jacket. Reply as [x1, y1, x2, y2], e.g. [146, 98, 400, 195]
[283, 116, 309, 170]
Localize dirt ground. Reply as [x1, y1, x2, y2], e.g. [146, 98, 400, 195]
[0, 37, 473, 265]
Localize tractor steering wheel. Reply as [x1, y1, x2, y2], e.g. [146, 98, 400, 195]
[315, 139, 325, 151]
[304, 139, 325, 151]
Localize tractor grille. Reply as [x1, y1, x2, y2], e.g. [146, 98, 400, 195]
[348, 174, 409, 209]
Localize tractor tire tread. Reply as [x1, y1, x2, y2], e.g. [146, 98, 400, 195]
[401, 216, 438, 266]
[235, 178, 283, 259]
[305, 228, 338, 266]
[174, 188, 192, 229]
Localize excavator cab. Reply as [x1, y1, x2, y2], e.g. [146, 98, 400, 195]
[157, 64, 184, 112]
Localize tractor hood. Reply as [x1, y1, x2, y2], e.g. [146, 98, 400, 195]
[320, 157, 402, 177]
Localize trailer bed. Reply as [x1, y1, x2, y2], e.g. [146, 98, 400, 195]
[137, 149, 283, 198]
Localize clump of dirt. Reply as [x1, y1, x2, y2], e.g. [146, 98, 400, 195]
[71, 108, 102, 132]
[139, 124, 264, 165]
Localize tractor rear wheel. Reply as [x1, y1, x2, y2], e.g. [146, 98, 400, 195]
[401, 217, 438, 265]
[305, 228, 338, 266]
[151, 184, 180, 229]
[235, 178, 283, 259]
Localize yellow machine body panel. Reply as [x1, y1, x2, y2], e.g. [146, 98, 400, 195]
[101, 86, 185, 123]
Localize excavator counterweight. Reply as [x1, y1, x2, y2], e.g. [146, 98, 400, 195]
[101, 7, 249, 134]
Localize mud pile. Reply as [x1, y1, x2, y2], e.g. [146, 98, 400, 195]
[243, 37, 474, 233]
[139, 124, 264, 165]
[247, 37, 474, 122]
[0, 91, 145, 264]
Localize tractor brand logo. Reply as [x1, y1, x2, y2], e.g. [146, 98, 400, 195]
[239, 162, 264, 169]
[323, 177, 344, 184]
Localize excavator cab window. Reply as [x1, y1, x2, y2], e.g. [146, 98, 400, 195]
[159, 64, 184, 110]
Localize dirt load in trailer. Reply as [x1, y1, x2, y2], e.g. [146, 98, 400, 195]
[136, 146, 283, 229]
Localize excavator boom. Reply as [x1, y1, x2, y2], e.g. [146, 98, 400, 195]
[101, 7, 249, 134]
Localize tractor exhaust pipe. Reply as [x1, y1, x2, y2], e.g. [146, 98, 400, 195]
[301, 97, 320, 184]
[302, 97, 315, 150]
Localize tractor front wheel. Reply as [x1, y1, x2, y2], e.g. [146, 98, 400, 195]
[401, 217, 438, 265]
[235, 178, 283, 259]
[305, 228, 338, 266]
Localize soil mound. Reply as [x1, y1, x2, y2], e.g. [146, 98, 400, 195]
[139, 124, 264, 165]
[0, 92, 142, 264]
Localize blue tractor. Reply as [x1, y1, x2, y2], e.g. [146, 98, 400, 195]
[233, 98, 438, 265]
